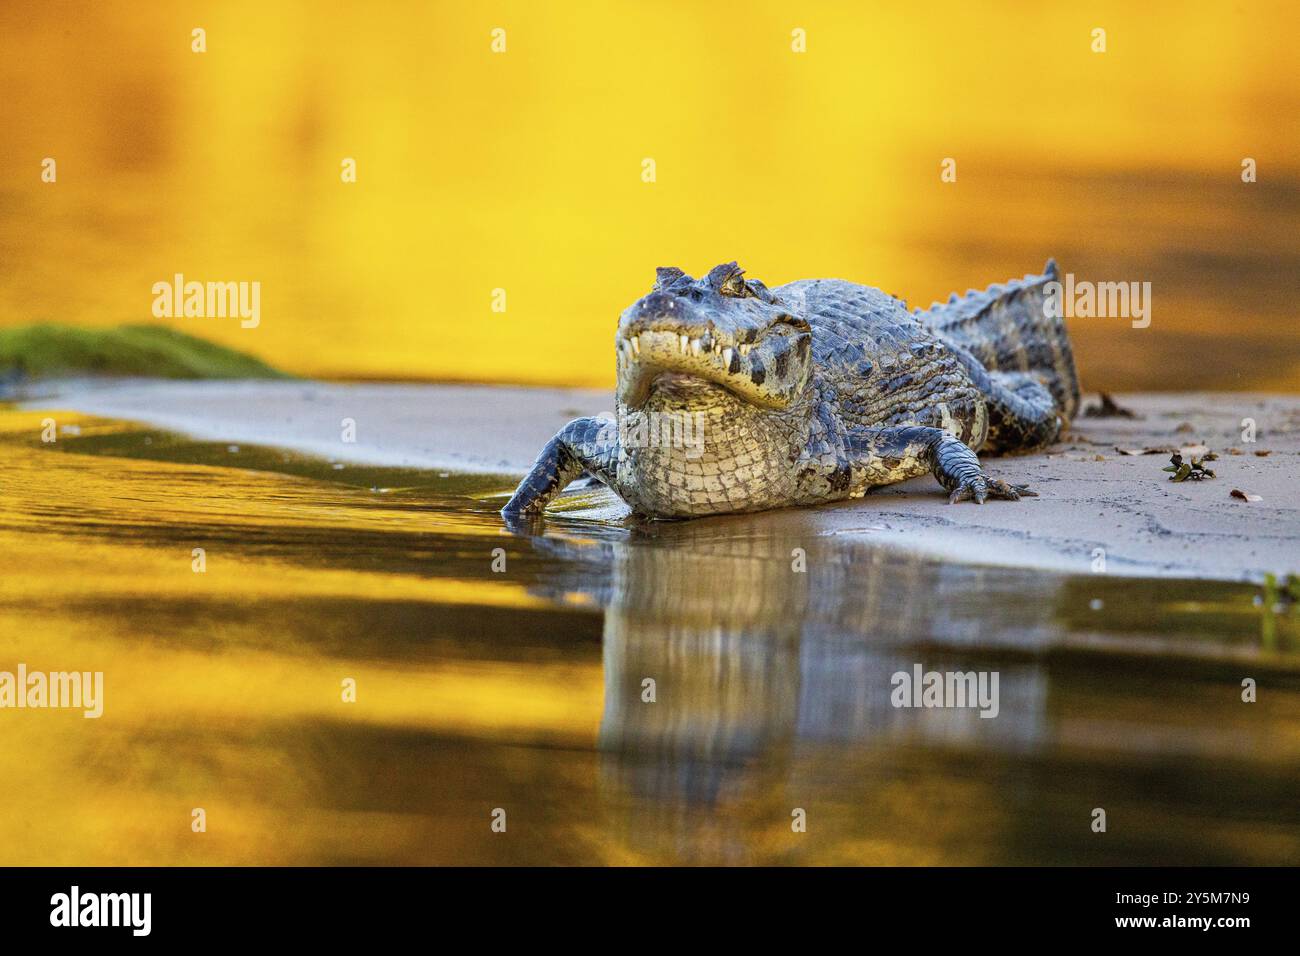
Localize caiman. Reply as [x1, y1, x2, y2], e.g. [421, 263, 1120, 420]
[503, 260, 1080, 519]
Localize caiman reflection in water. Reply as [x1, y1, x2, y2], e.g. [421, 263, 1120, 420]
[527, 510, 1299, 865]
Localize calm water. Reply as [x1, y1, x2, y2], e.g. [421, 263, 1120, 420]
[1, 406, 1297, 865]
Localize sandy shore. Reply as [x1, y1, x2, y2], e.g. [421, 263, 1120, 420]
[23, 378, 1300, 581]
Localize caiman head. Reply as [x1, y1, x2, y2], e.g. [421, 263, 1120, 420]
[615, 262, 813, 410]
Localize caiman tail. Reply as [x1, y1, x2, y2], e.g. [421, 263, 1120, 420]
[917, 260, 1081, 422]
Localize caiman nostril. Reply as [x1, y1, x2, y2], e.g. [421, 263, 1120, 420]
[638, 292, 675, 315]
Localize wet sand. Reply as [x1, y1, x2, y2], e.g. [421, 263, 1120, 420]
[24, 379, 1300, 581]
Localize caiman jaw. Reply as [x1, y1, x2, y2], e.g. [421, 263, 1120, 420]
[615, 326, 808, 410]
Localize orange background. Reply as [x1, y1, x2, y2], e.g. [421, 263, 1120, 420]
[2, 1, 1297, 389]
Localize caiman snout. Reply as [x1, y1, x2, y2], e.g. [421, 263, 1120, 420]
[618, 292, 715, 340]
[615, 288, 811, 412]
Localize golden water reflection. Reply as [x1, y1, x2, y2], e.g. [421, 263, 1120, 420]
[0, 408, 1297, 864]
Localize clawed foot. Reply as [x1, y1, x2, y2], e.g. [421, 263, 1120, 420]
[501, 505, 547, 534]
[948, 475, 1038, 504]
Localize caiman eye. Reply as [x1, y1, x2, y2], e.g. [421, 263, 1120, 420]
[719, 271, 748, 297]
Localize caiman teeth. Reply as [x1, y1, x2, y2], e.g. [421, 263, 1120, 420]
[679, 334, 689, 354]
[739, 343, 752, 357]
[690, 337, 702, 356]
[721, 347, 733, 367]
[630, 335, 640, 356]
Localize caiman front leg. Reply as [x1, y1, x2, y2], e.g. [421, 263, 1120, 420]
[847, 425, 1036, 504]
[502, 417, 620, 518]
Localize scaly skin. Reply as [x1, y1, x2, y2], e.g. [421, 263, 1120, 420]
[504, 260, 1080, 520]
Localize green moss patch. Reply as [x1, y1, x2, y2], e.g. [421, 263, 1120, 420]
[0, 324, 289, 380]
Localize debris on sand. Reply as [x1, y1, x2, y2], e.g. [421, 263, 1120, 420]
[1230, 489, 1262, 502]
[1164, 451, 1217, 482]
[1082, 392, 1138, 418]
